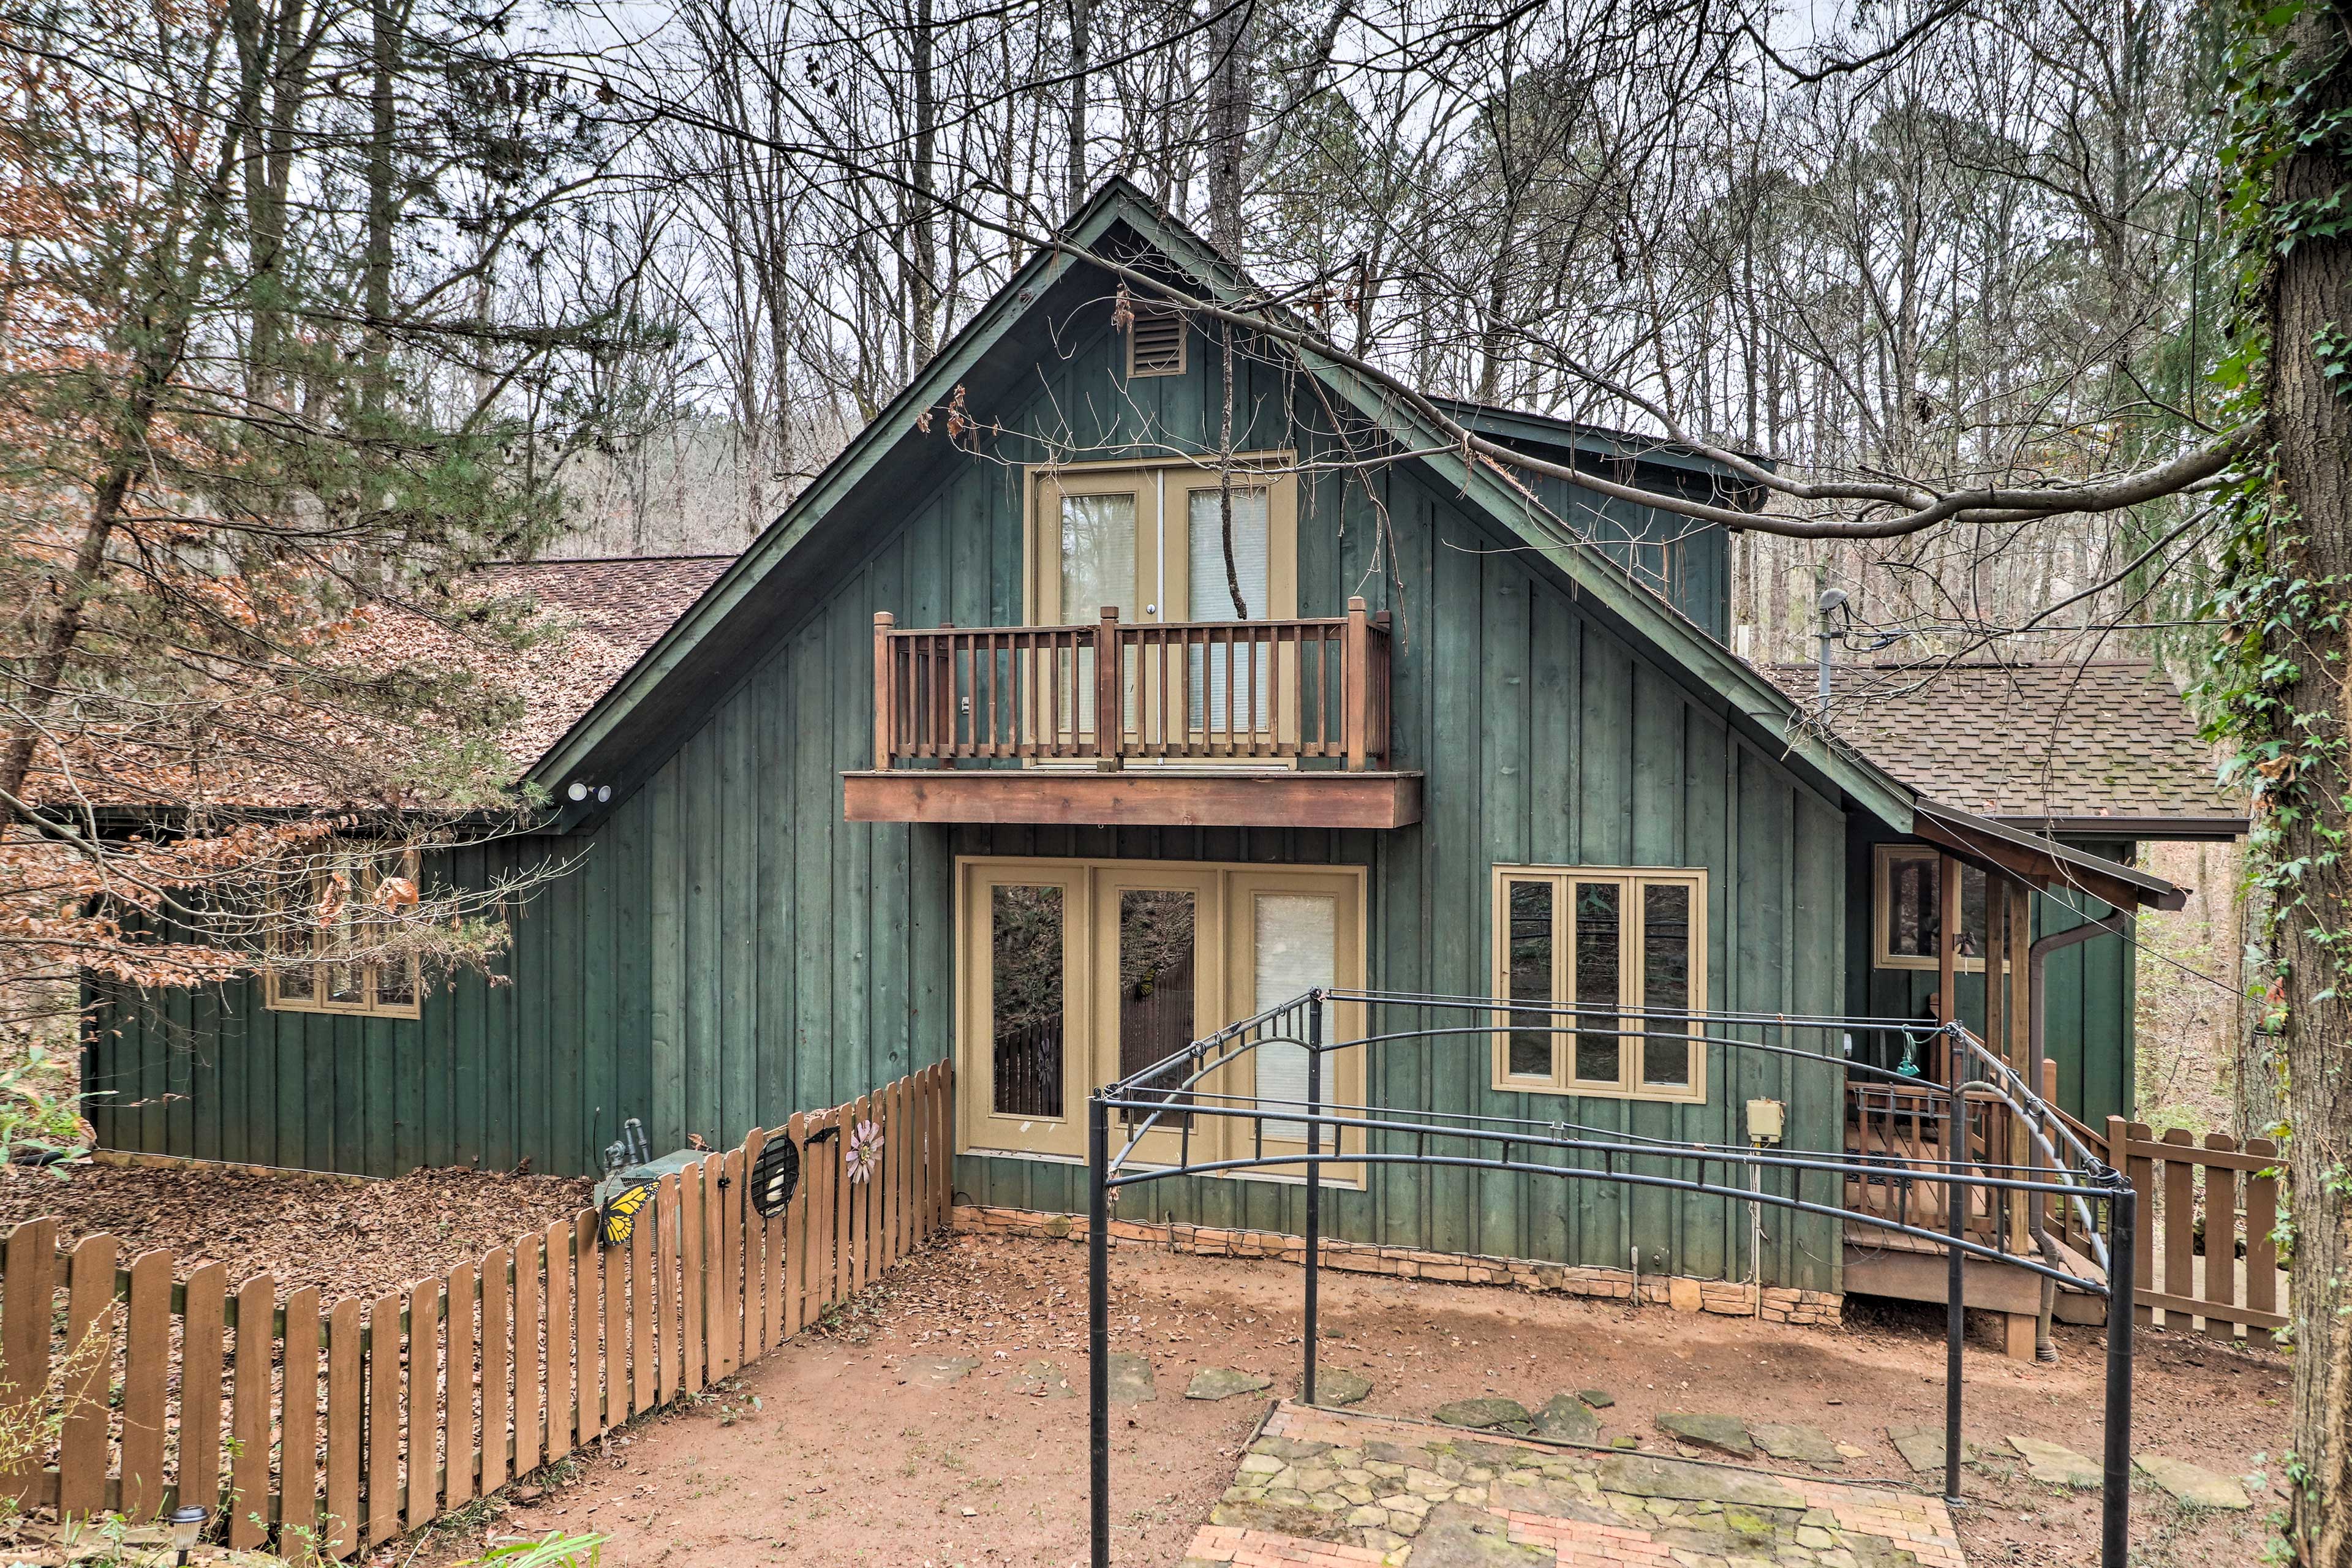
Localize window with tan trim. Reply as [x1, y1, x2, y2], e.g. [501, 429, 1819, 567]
[1872, 844, 1989, 973]
[264, 846, 423, 1017]
[1025, 456, 1298, 627]
[955, 856, 1363, 1174]
[1490, 866, 1706, 1102]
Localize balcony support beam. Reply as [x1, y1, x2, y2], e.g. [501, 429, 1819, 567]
[841, 768, 1423, 829]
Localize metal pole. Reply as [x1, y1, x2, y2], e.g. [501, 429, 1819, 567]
[1303, 998, 1322, 1409]
[2101, 1183, 2137, 1568]
[1088, 1095, 1110, 1568]
[1945, 1156, 1966, 1507]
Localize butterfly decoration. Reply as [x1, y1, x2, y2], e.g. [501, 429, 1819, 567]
[845, 1118, 884, 1183]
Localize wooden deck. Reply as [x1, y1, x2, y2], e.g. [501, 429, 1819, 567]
[1839, 1087, 2108, 1355]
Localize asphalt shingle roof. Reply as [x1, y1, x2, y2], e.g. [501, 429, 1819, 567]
[1760, 660, 2244, 833]
[480, 556, 731, 770]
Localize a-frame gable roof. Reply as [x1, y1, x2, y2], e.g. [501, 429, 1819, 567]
[529, 177, 1917, 835]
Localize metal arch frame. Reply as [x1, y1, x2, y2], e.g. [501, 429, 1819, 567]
[1084, 989, 2138, 1568]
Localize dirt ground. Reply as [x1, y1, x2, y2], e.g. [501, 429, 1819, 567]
[0, 1159, 592, 1303]
[408, 1233, 2288, 1568]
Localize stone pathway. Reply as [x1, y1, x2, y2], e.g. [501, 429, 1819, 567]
[1180, 1401, 1966, 1568]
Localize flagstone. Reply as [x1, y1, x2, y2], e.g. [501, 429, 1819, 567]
[2008, 1434, 2101, 1490]
[1656, 1412, 1755, 1457]
[1309, 1367, 1374, 1407]
[1888, 1425, 1973, 1473]
[1187, 1366, 1274, 1400]
[1106, 1352, 1156, 1405]
[1434, 1396, 1536, 1431]
[1750, 1422, 1842, 1466]
[2135, 1453, 2251, 1510]
[1536, 1393, 1602, 1442]
[1597, 1455, 1803, 1510]
[899, 1355, 980, 1387]
[1014, 1359, 1074, 1398]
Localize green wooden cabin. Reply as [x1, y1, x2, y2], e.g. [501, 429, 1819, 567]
[83, 183, 2239, 1313]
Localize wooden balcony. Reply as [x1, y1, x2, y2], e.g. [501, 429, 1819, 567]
[841, 598, 1423, 828]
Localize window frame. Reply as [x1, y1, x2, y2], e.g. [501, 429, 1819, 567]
[263, 846, 424, 1019]
[954, 855, 1365, 1177]
[1023, 454, 1299, 629]
[1872, 843, 1989, 973]
[1487, 865, 1708, 1103]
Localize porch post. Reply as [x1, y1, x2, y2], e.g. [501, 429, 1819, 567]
[872, 612, 895, 771]
[1095, 606, 1122, 771]
[1343, 597, 1370, 773]
[1937, 854, 1961, 1090]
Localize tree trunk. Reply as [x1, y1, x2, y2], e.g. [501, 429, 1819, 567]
[1205, 0, 1248, 258]
[2263, 9, 2352, 1561]
[907, 0, 938, 366]
[363, 0, 399, 405]
[1065, 0, 1090, 214]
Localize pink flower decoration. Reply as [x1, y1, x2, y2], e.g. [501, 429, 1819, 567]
[845, 1118, 884, 1183]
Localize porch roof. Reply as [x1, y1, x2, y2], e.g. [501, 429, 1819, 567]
[1760, 660, 2245, 840]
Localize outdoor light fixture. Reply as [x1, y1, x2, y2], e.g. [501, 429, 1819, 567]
[566, 780, 590, 802]
[167, 1504, 207, 1564]
[564, 780, 615, 805]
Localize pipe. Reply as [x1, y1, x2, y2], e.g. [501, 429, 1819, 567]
[1945, 1158, 1966, 1507]
[1088, 1096, 1110, 1568]
[1303, 998, 1322, 1408]
[2101, 1182, 2138, 1568]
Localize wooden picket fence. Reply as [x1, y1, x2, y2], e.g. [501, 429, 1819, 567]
[2105, 1115, 2285, 1345]
[0, 1061, 952, 1554]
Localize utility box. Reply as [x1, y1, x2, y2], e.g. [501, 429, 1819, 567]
[592, 1120, 705, 1247]
[1745, 1098, 1785, 1145]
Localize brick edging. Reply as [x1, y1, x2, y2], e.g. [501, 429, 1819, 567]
[951, 1204, 1841, 1327]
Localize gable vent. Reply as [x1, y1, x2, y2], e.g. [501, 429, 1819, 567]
[1127, 305, 1186, 377]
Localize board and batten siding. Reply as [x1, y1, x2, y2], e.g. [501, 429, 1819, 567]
[83, 293, 1844, 1289]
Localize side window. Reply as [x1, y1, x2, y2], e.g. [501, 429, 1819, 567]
[265, 845, 423, 1017]
[1489, 867, 1706, 1101]
[1874, 845, 1987, 971]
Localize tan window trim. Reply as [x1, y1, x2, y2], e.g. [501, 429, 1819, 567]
[1488, 865, 1707, 1104]
[1872, 843, 1994, 974]
[263, 846, 423, 1019]
[954, 854, 1365, 1183]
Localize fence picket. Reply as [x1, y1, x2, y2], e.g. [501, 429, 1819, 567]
[1, 1217, 56, 1507]
[406, 1275, 439, 1526]
[513, 1234, 542, 1479]
[481, 1248, 510, 1494]
[445, 1261, 477, 1509]
[179, 1261, 228, 1529]
[742, 1128, 769, 1362]
[2244, 1137, 2280, 1346]
[228, 1273, 276, 1547]
[679, 1164, 706, 1394]
[718, 1144, 745, 1376]
[572, 1212, 598, 1443]
[655, 1173, 682, 1404]
[541, 1221, 571, 1461]
[600, 1216, 626, 1431]
[119, 1250, 170, 1521]
[628, 1205, 654, 1417]
[364, 1291, 401, 1545]
[2, 1069, 951, 1548]
[282, 1286, 322, 1550]
[2201, 1133, 2239, 1336]
[781, 1115, 807, 1340]
[325, 1296, 361, 1558]
[58, 1236, 118, 1518]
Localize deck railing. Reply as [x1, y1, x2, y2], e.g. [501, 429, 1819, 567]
[872, 597, 1392, 770]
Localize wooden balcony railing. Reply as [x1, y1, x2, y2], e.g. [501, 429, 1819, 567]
[872, 598, 1393, 771]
